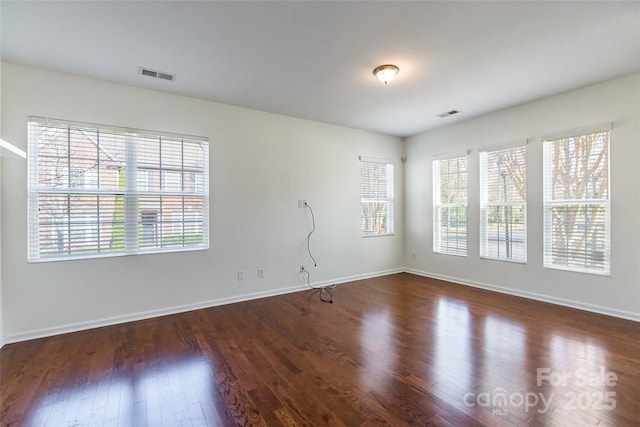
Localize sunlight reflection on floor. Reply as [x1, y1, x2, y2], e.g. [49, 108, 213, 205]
[26, 356, 216, 426]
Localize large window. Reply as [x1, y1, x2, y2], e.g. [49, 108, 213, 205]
[360, 157, 394, 236]
[27, 118, 209, 262]
[480, 145, 527, 262]
[433, 155, 467, 256]
[543, 127, 610, 274]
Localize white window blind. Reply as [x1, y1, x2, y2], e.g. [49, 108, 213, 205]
[480, 145, 527, 262]
[27, 118, 209, 262]
[360, 157, 394, 236]
[433, 155, 467, 256]
[543, 128, 610, 275]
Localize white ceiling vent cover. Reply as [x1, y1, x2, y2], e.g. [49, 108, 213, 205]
[140, 67, 175, 82]
[437, 109, 460, 118]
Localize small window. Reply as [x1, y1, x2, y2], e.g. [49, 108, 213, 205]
[360, 157, 394, 236]
[433, 155, 467, 256]
[480, 145, 527, 262]
[27, 117, 209, 262]
[543, 127, 610, 274]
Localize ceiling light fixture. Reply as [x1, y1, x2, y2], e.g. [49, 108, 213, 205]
[373, 64, 399, 85]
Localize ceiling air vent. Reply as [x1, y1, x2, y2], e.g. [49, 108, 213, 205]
[139, 67, 175, 82]
[437, 109, 460, 118]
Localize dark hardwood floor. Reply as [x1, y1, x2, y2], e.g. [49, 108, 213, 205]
[1, 273, 639, 426]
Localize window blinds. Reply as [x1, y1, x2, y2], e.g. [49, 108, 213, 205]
[360, 157, 394, 236]
[433, 155, 467, 256]
[479, 145, 527, 262]
[543, 129, 610, 275]
[27, 118, 209, 262]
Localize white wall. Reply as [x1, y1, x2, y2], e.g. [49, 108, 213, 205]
[404, 72, 640, 319]
[0, 62, 404, 341]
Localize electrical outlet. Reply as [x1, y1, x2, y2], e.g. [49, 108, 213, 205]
[257, 268, 264, 278]
[237, 271, 244, 281]
[411, 252, 416, 260]
[298, 200, 307, 208]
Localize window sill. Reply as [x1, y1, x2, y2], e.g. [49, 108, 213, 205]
[480, 256, 527, 265]
[543, 263, 610, 277]
[361, 233, 394, 238]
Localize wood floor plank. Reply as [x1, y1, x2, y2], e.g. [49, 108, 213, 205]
[1, 273, 638, 426]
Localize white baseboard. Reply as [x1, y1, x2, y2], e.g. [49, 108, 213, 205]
[2, 268, 403, 345]
[307, 268, 403, 288]
[405, 268, 640, 322]
[3, 284, 305, 345]
[6, 266, 634, 345]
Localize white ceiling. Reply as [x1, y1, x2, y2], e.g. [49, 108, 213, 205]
[1, 1, 639, 137]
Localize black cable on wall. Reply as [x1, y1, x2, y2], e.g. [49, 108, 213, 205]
[301, 202, 335, 303]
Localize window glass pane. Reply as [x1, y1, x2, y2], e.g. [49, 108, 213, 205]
[546, 204, 607, 271]
[97, 132, 126, 190]
[162, 171, 182, 192]
[435, 206, 467, 256]
[160, 137, 183, 169]
[481, 205, 526, 260]
[361, 200, 389, 235]
[484, 148, 526, 203]
[34, 193, 121, 258]
[36, 124, 70, 188]
[549, 132, 609, 201]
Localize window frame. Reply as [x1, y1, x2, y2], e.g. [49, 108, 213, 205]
[479, 143, 527, 263]
[360, 156, 394, 237]
[27, 117, 209, 262]
[433, 153, 468, 256]
[542, 125, 611, 275]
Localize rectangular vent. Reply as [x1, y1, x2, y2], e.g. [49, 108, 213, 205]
[157, 72, 174, 81]
[437, 109, 460, 118]
[140, 67, 175, 82]
[141, 69, 157, 78]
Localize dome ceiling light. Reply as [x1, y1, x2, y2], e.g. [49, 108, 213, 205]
[373, 64, 399, 85]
